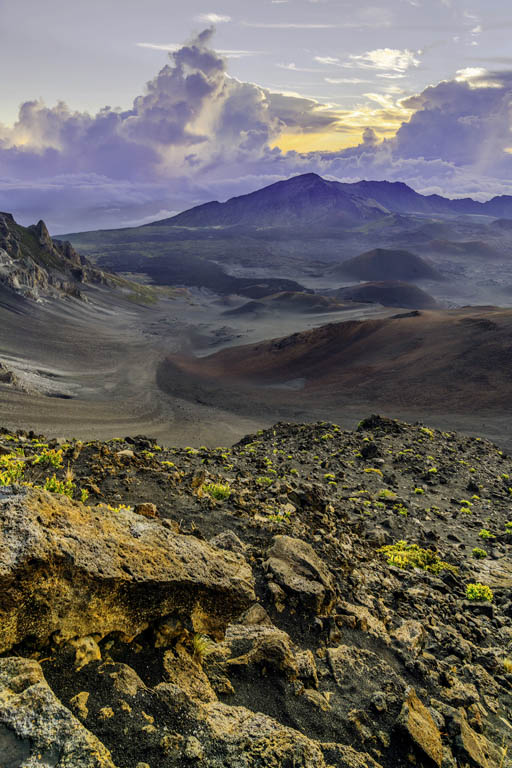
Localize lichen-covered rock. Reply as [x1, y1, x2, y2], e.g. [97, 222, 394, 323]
[264, 535, 336, 614]
[0, 657, 117, 767]
[397, 689, 443, 768]
[224, 624, 299, 679]
[0, 487, 255, 652]
[194, 700, 329, 768]
[320, 742, 384, 767]
[0, 212, 106, 300]
[453, 711, 500, 768]
[328, 644, 404, 709]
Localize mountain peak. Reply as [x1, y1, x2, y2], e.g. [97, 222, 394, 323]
[146, 173, 512, 229]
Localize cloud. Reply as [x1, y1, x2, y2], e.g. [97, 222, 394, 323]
[196, 13, 231, 23]
[137, 42, 257, 58]
[394, 70, 512, 168]
[315, 56, 340, 65]
[242, 22, 336, 29]
[324, 77, 371, 84]
[277, 63, 327, 72]
[347, 48, 420, 73]
[2, 28, 512, 231]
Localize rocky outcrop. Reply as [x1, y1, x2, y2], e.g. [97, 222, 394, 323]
[0, 211, 106, 300]
[264, 535, 336, 614]
[0, 486, 255, 651]
[397, 689, 443, 767]
[0, 657, 116, 767]
[0, 417, 511, 768]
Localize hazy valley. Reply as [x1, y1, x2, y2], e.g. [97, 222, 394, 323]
[3, 173, 512, 448]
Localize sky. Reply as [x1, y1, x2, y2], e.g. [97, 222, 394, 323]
[1, 0, 512, 232]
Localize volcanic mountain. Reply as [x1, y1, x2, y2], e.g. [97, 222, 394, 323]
[157, 173, 389, 228]
[152, 173, 512, 229]
[335, 248, 442, 282]
[224, 291, 354, 317]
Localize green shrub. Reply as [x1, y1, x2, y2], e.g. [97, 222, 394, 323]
[192, 634, 215, 664]
[472, 548, 487, 559]
[203, 482, 231, 501]
[466, 583, 493, 602]
[378, 489, 397, 501]
[378, 540, 456, 574]
[479, 528, 495, 539]
[256, 476, 274, 486]
[31, 448, 64, 468]
[0, 453, 25, 485]
[43, 474, 75, 498]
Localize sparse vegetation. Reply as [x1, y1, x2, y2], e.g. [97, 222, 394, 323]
[378, 540, 457, 574]
[466, 583, 494, 602]
[203, 482, 231, 501]
[472, 547, 487, 559]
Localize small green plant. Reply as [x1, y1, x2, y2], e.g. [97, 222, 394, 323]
[472, 547, 487, 559]
[479, 529, 495, 539]
[192, 634, 215, 664]
[364, 467, 383, 477]
[43, 474, 75, 498]
[503, 658, 512, 674]
[203, 482, 231, 501]
[80, 488, 89, 503]
[378, 489, 397, 501]
[414, 487, 425, 495]
[32, 448, 64, 468]
[98, 503, 133, 514]
[256, 475, 274, 486]
[324, 473, 336, 481]
[0, 453, 25, 485]
[466, 583, 493, 602]
[379, 540, 456, 574]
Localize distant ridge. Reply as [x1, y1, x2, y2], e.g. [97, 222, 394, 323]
[152, 173, 512, 229]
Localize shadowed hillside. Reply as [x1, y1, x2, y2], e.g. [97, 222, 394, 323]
[334, 248, 442, 282]
[334, 281, 439, 309]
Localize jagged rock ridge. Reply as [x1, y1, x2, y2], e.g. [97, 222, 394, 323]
[0, 212, 106, 300]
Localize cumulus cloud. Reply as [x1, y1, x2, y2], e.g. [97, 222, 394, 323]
[1, 29, 512, 231]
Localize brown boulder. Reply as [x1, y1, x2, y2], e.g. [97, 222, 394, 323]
[397, 689, 443, 767]
[264, 535, 336, 614]
[0, 487, 255, 652]
[0, 657, 117, 767]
